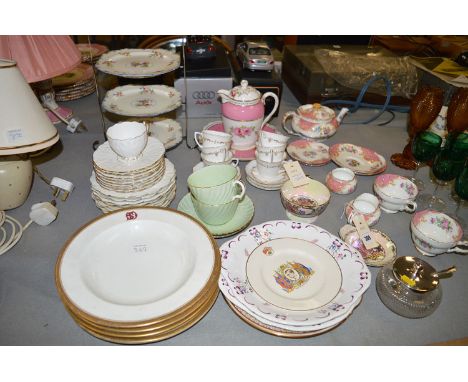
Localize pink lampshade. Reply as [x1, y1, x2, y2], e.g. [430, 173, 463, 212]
[0, 35, 81, 83]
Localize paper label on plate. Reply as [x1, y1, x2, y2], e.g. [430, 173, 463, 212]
[351, 214, 379, 250]
[283, 161, 309, 187]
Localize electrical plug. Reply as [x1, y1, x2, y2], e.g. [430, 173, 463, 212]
[29, 201, 58, 226]
[50, 177, 74, 201]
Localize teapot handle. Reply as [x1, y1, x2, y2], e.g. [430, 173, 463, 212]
[282, 111, 300, 136]
[260, 92, 279, 129]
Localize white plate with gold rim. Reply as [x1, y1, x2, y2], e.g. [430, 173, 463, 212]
[102, 85, 181, 117]
[93, 136, 165, 173]
[245, 160, 288, 189]
[96, 49, 180, 78]
[246, 238, 342, 311]
[57, 208, 216, 322]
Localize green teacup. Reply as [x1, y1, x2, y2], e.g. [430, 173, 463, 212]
[191, 195, 239, 226]
[187, 164, 245, 204]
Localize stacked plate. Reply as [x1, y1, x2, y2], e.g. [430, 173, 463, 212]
[55, 207, 221, 344]
[91, 137, 176, 212]
[52, 63, 96, 101]
[219, 220, 371, 337]
[76, 43, 109, 64]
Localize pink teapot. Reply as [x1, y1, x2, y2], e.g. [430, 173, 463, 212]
[282, 103, 348, 140]
[218, 80, 279, 150]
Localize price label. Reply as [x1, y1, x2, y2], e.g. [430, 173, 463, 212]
[283, 161, 309, 187]
[351, 213, 379, 250]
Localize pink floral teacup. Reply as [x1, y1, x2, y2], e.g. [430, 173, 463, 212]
[374, 174, 418, 214]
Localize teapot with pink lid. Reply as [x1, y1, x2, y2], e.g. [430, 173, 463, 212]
[282, 103, 349, 140]
[218, 80, 279, 150]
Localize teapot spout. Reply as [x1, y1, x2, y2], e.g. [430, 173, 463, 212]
[217, 89, 232, 103]
[336, 108, 349, 124]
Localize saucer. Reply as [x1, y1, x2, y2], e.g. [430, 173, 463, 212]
[286, 140, 330, 166]
[339, 225, 397, 267]
[245, 160, 288, 190]
[177, 194, 254, 239]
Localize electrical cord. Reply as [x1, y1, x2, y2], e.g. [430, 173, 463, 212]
[321, 75, 410, 125]
[0, 211, 33, 256]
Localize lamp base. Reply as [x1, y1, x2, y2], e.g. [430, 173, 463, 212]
[0, 156, 33, 210]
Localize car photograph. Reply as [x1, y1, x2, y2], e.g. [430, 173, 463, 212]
[236, 41, 274, 71]
[185, 35, 216, 60]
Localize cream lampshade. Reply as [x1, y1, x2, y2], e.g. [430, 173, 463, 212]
[0, 59, 59, 210]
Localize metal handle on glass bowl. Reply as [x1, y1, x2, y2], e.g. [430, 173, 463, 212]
[434, 266, 457, 279]
[404, 201, 417, 213]
[232, 180, 246, 201]
[260, 92, 279, 129]
[282, 111, 300, 136]
[447, 241, 468, 254]
[194, 132, 204, 149]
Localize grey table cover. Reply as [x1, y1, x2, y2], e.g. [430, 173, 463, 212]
[1, 84, 467, 346]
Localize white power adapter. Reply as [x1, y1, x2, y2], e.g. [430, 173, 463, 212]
[50, 177, 75, 201]
[29, 202, 59, 226]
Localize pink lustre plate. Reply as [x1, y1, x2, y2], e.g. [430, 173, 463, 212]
[329, 143, 386, 175]
[286, 139, 330, 166]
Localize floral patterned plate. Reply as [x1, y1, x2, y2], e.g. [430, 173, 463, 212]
[52, 63, 93, 88]
[286, 140, 330, 166]
[219, 220, 370, 327]
[102, 85, 181, 117]
[329, 143, 386, 175]
[96, 49, 180, 78]
[147, 119, 182, 150]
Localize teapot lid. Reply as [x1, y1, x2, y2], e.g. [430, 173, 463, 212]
[299, 103, 335, 121]
[392, 256, 456, 292]
[230, 80, 261, 103]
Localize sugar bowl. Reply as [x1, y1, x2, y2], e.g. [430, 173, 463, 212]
[326, 168, 357, 195]
[376, 256, 456, 318]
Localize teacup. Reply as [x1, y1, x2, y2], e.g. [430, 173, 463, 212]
[255, 143, 286, 163]
[191, 195, 239, 226]
[410, 210, 468, 256]
[106, 121, 148, 160]
[345, 193, 381, 227]
[258, 129, 289, 147]
[194, 129, 232, 149]
[255, 158, 285, 179]
[187, 164, 245, 204]
[201, 152, 239, 167]
[374, 174, 418, 213]
[325, 168, 357, 195]
[200, 145, 229, 163]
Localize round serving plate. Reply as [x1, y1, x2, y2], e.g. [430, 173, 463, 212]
[55, 207, 220, 327]
[329, 143, 386, 175]
[147, 119, 183, 150]
[219, 220, 370, 327]
[177, 194, 255, 239]
[93, 136, 165, 173]
[286, 140, 330, 166]
[102, 85, 181, 117]
[246, 238, 342, 311]
[96, 49, 180, 78]
[52, 63, 94, 88]
[70, 283, 219, 344]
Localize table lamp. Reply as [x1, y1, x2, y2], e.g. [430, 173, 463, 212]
[0, 35, 83, 131]
[0, 59, 59, 210]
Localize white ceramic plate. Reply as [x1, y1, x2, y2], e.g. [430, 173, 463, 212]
[219, 220, 370, 327]
[245, 160, 288, 190]
[58, 208, 215, 322]
[246, 238, 342, 311]
[329, 143, 386, 175]
[286, 140, 330, 166]
[102, 85, 181, 117]
[148, 119, 183, 150]
[93, 136, 165, 173]
[96, 49, 180, 78]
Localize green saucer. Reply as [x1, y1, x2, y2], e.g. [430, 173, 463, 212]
[177, 194, 255, 239]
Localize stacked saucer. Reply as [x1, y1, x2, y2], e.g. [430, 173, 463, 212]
[219, 220, 371, 337]
[91, 134, 176, 212]
[245, 160, 289, 191]
[55, 207, 220, 344]
[52, 63, 96, 102]
[76, 43, 109, 64]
